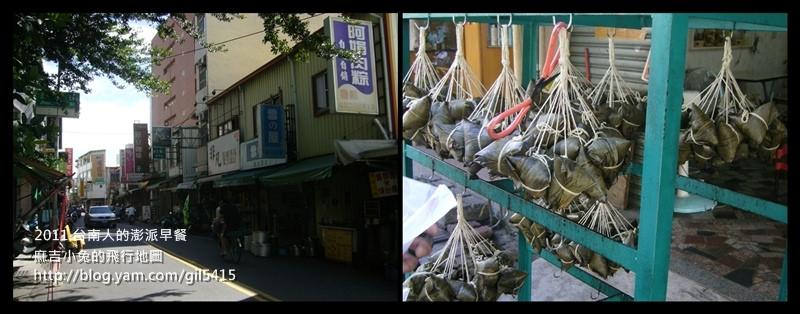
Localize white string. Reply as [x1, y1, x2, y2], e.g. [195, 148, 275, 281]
[523, 26, 598, 156]
[469, 23, 526, 131]
[579, 201, 634, 238]
[429, 22, 486, 102]
[402, 24, 440, 94]
[430, 194, 493, 283]
[687, 36, 757, 123]
[588, 34, 642, 109]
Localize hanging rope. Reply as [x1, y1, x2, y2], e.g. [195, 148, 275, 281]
[685, 34, 756, 122]
[403, 20, 441, 96]
[588, 30, 643, 109]
[469, 19, 527, 131]
[432, 194, 494, 282]
[523, 24, 597, 156]
[428, 20, 486, 103]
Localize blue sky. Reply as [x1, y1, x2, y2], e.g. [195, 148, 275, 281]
[57, 23, 157, 167]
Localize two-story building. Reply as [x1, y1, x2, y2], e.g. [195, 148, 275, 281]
[198, 13, 399, 272]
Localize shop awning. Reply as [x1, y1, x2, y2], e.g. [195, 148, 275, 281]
[13, 153, 71, 219]
[210, 154, 338, 187]
[213, 169, 260, 188]
[258, 153, 337, 186]
[196, 174, 223, 184]
[144, 178, 170, 190]
[148, 176, 182, 190]
[176, 181, 196, 190]
[333, 139, 398, 166]
[127, 185, 145, 193]
[13, 153, 68, 186]
[145, 180, 166, 190]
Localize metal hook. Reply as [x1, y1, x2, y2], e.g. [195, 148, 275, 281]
[589, 284, 601, 300]
[552, 14, 573, 30]
[414, 16, 429, 30]
[553, 269, 562, 278]
[454, 14, 466, 25]
[567, 13, 573, 31]
[498, 14, 512, 28]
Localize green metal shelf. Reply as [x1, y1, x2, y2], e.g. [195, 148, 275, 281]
[402, 13, 787, 301]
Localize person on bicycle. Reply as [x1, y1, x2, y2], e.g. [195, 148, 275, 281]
[215, 199, 240, 256]
[211, 201, 224, 236]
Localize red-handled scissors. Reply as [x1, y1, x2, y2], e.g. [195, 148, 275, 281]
[486, 22, 568, 140]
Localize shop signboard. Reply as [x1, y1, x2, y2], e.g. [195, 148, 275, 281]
[133, 123, 150, 173]
[241, 137, 286, 171]
[259, 103, 287, 159]
[325, 17, 379, 115]
[208, 130, 240, 175]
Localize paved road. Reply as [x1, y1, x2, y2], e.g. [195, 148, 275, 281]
[14, 218, 399, 302]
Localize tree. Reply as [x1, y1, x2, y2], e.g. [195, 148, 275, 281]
[13, 13, 360, 166]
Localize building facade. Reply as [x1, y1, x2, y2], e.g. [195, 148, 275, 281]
[74, 150, 108, 207]
[146, 13, 280, 219]
[200, 13, 399, 271]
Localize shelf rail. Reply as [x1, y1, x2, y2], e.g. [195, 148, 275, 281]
[402, 13, 787, 301]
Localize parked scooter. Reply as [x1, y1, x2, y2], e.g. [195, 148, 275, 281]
[67, 207, 81, 224]
[14, 219, 58, 259]
[13, 215, 84, 260]
[161, 212, 184, 230]
[65, 213, 77, 234]
[186, 212, 212, 235]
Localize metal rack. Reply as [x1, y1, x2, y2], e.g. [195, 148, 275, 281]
[402, 13, 787, 301]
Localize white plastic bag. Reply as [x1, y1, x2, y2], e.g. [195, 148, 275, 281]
[402, 177, 456, 255]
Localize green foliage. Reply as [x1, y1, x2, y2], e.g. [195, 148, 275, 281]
[255, 13, 362, 63]
[13, 13, 174, 166]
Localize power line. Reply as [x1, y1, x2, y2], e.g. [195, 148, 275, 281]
[159, 29, 264, 62]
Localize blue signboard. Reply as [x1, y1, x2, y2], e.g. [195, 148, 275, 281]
[260, 104, 286, 158]
[326, 17, 379, 115]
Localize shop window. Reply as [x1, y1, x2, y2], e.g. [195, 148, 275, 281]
[216, 116, 239, 137]
[197, 56, 207, 90]
[312, 70, 329, 116]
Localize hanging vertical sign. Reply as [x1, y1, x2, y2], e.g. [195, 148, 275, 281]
[91, 152, 105, 183]
[259, 103, 287, 159]
[123, 145, 142, 183]
[133, 123, 150, 174]
[65, 148, 73, 177]
[152, 126, 171, 159]
[109, 167, 119, 190]
[325, 17, 379, 115]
